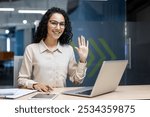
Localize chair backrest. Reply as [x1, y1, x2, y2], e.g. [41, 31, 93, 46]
[13, 56, 23, 87]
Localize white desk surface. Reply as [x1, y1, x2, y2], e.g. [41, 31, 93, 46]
[17, 85, 150, 100]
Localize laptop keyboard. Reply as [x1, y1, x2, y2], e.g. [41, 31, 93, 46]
[77, 90, 92, 95]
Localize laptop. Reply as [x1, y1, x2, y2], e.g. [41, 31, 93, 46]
[63, 60, 128, 97]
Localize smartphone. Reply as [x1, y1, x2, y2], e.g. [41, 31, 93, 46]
[30, 94, 58, 100]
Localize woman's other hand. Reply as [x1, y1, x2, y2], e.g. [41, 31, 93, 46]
[75, 35, 89, 63]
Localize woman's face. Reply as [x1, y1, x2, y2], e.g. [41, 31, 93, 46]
[47, 13, 65, 41]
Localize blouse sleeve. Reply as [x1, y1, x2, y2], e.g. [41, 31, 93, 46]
[17, 45, 37, 89]
[68, 46, 87, 84]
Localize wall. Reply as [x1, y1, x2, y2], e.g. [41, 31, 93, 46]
[126, 4, 150, 84]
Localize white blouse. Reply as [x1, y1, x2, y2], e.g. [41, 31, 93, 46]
[18, 40, 87, 89]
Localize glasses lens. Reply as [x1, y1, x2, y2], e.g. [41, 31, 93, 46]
[50, 20, 65, 28]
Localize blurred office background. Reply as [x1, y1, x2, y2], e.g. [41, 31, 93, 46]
[0, 0, 150, 87]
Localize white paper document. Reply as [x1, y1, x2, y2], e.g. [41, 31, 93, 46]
[0, 88, 37, 99]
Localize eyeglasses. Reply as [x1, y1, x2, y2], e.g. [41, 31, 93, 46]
[49, 20, 65, 29]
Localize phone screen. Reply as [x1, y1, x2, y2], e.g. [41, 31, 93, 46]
[31, 94, 57, 100]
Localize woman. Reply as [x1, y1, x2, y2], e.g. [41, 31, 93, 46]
[18, 7, 89, 92]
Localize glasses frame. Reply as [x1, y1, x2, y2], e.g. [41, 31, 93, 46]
[49, 20, 65, 29]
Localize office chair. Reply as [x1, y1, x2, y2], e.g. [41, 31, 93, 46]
[13, 56, 23, 87]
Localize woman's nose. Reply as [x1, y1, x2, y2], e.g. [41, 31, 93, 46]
[55, 24, 61, 29]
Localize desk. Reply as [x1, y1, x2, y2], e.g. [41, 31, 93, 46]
[18, 85, 150, 100]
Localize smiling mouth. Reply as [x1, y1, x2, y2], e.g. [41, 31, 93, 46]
[53, 31, 62, 35]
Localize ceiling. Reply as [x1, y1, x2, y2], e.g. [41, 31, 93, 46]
[0, 0, 79, 29]
[1, 0, 150, 25]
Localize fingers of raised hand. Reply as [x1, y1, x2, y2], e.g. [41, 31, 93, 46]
[78, 35, 89, 48]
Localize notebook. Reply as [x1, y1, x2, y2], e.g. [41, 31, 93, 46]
[0, 88, 37, 99]
[63, 60, 128, 97]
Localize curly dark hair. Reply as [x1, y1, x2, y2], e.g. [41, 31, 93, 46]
[33, 7, 73, 45]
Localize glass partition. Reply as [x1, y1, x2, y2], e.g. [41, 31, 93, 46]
[67, 0, 126, 86]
